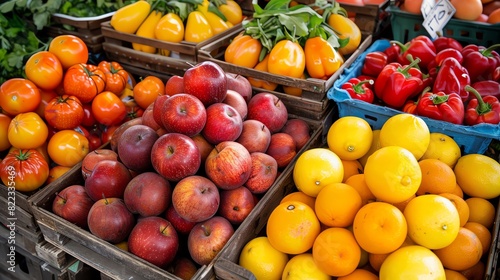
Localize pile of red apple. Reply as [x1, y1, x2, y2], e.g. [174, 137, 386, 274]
[50, 61, 313, 277]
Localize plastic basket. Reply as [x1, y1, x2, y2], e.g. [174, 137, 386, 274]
[387, 6, 500, 46]
[327, 39, 500, 155]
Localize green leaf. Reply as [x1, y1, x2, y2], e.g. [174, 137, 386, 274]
[277, 13, 309, 37]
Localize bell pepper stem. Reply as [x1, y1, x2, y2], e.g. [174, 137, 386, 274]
[390, 40, 408, 52]
[353, 79, 373, 93]
[481, 44, 500, 57]
[399, 57, 421, 75]
[466, 85, 492, 115]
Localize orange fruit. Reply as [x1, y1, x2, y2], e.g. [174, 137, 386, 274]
[463, 222, 492, 255]
[433, 227, 483, 271]
[281, 253, 331, 280]
[450, 0, 483, 21]
[293, 148, 344, 197]
[133, 76, 165, 110]
[341, 159, 363, 182]
[379, 245, 446, 279]
[358, 129, 381, 168]
[439, 193, 470, 227]
[312, 227, 361, 277]
[417, 158, 457, 195]
[266, 201, 321, 255]
[420, 132, 461, 169]
[487, 7, 500, 23]
[280, 191, 316, 210]
[391, 194, 415, 213]
[353, 202, 407, 254]
[315, 182, 362, 227]
[238, 236, 289, 280]
[459, 260, 485, 280]
[337, 268, 378, 280]
[364, 146, 421, 204]
[368, 235, 416, 272]
[345, 174, 376, 206]
[327, 116, 373, 160]
[450, 183, 464, 198]
[444, 269, 468, 280]
[465, 197, 496, 229]
[454, 154, 500, 199]
[379, 113, 430, 160]
[404, 194, 460, 250]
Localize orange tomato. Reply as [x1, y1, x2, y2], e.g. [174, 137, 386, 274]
[47, 130, 89, 167]
[450, 0, 483, 20]
[25, 51, 64, 91]
[0, 78, 41, 116]
[487, 8, 500, 23]
[0, 114, 12, 152]
[133, 76, 165, 110]
[8, 112, 48, 150]
[91, 91, 127, 126]
[48, 35, 89, 69]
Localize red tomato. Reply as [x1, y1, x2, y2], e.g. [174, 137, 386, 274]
[91, 91, 127, 126]
[35, 89, 58, 120]
[81, 103, 97, 127]
[47, 130, 90, 167]
[8, 112, 48, 149]
[87, 128, 103, 152]
[25, 51, 64, 91]
[44, 95, 84, 130]
[124, 105, 144, 122]
[97, 61, 130, 95]
[0, 78, 41, 116]
[0, 114, 12, 152]
[48, 35, 89, 69]
[63, 64, 106, 103]
[0, 148, 50, 192]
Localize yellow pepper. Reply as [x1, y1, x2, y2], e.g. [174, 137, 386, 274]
[304, 36, 344, 80]
[203, 11, 231, 35]
[328, 14, 361, 56]
[267, 39, 306, 79]
[283, 74, 305, 96]
[155, 13, 185, 56]
[184, 11, 213, 43]
[217, 0, 243, 25]
[224, 33, 262, 68]
[247, 54, 278, 91]
[110, 0, 151, 34]
[132, 10, 163, 54]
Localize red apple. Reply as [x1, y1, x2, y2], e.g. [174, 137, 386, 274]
[218, 186, 256, 225]
[152, 95, 170, 128]
[117, 124, 159, 172]
[128, 216, 179, 268]
[142, 103, 161, 131]
[235, 119, 271, 153]
[191, 134, 214, 166]
[245, 152, 278, 194]
[165, 75, 185, 96]
[161, 93, 207, 137]
[247, 92, 288, 133]
[52, 185, 94, 228]
[124, 172, 172, 217]
[226, 73, 252, 103]
[109, 118, 143, 152]
[183, 61, 227, 107]
[81, 148, 119, 180]
[202, 103, 243, 145]
[187, 216, 234, 266]
[281, 118, 311, 151]
[172, 175, 220, 223]
[151, 133, 201, 182]
[205, 141, 252, 190]
[223, 89, 248, 120]
[164, 204, 197, 235]
[170, 257, 198, 280]
[85, 160, 132, 201]
[266, 133, 296, 169]
[87, 197, 135, 243]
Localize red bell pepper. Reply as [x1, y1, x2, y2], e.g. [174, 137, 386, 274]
[494, 66, 500, 82]
[470, 80, 500, 100]
[433, 37, 463, 53]
[464, 85, 500, 125]
[361, 51, 388, 77]
[392, 36, 437, 70]
[462, 44, 500, 82]
[428, 48, 464, 79]
[402, 98, 419, 115]
[416, 87, 464, 125]
[374, 58, 423, 109]
[341, 78, 375, 103]
[432, 57, 471, 102]
[384, 42, 401, 63]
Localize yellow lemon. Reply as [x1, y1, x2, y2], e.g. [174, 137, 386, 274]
[293, 148, 344, 197]
[282, 253, 331, 280]
[454, 153, 500, 199]
[327, 116, 373, 161]
[379, 113, 430, 160]
[420, 132, 461, 168]
[239, 236, 289, 280]
[358, 129, 381, 168]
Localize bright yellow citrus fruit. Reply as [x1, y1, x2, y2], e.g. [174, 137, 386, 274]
[379, 113, 430, 160]
[358, 129, 381, 168]
[293, 148, 344, 197]
[404, 194, 460, 250]
[238, 236, 289, 280]
[420, 132, 461, 168]
[364, 146, 421, 204]
[337, 268, 379, 280]
[454, 153, 500, 199]
[266, 201, 321, 255]
[327, 116, 373, 160]
[379, 245, 446, 280]
[281, 253, 331, 280]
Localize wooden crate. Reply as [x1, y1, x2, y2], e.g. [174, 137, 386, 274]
[339, 0, 391, 38]
[28, 110, 329, 280]
[0, 213, 44, 256]
[197, 27, 371, 120]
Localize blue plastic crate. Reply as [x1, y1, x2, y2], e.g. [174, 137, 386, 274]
[327, 39, 500, 155]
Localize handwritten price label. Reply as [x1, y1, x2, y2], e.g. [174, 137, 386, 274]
[422, 0, 456, 39]
[421, 0, 435, 18]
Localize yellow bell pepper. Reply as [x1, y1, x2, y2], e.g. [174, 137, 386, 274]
[110, 0, 151, 34]
[132, 10, 163, 54]
[304, 36, 344, 80]
[247, 54, 278, 91]
[217, 0, 243, 25]
[224, 33, 262, 68]
[203, 11, 231, 35]
[155, 13, 185, 56]
[267, 39, 306, 79]
[328, 14, 361, 56]
[184, 11, 213, 43]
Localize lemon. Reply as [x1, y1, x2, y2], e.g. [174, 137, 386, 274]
[358, 129, 381, 168]
[454, 153, 500, 199]
[239, 236, 288, 280]
[379, 114, 430, 160]
[282, 253, 331, 280]
[327, 116, 373, 160]
[420, 132, 461, 168]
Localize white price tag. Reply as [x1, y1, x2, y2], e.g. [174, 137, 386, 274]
[422, 0, 456, 39]
[421, 0, 436, 18]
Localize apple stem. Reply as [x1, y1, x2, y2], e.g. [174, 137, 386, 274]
[55, 192, 66, 203]
[161, 224, 169, 234]
[102, 193, 109, 205]
[201, 224, 210, 236]
[274, 98, 281, 106]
